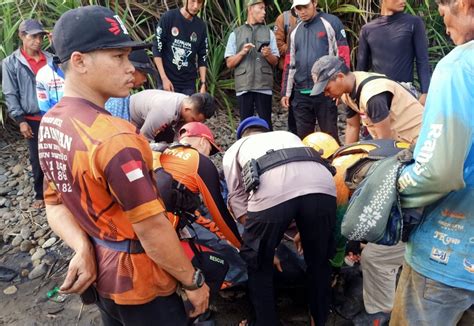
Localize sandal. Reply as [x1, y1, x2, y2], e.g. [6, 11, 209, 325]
[32, 199, 45, 209]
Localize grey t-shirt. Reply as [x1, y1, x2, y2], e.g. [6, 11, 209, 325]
[129, 90, 187, 140]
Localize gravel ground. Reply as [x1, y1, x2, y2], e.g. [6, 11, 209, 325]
[0, 104, 351, 326]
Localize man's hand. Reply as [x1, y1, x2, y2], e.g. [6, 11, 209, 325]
[184, 284, 210, 317]
[419, 93, 427, 106]
[294, 232, 303, 255]
[239, 43, 255, 56]
[162, 77, 175, 92]
[19, 122, 33, 139]
[261, 46, 271, 57]
[237, 214, 248, 225]
[273, 255, 283, 272]
[60, 244, 96, 294]
[281, 96, 290, 109]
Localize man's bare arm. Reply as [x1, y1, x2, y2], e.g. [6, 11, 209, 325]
[46, 203, 96, 294]
[153, 57, 174, 92]
[226, 43, 255, 69]
[345, 115, 361, 144]
[133, 213, 209, 317]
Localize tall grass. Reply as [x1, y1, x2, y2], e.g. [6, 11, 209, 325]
[0, 0, 454, 127]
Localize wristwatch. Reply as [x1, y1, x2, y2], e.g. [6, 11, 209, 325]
[182, 268, 205, 291]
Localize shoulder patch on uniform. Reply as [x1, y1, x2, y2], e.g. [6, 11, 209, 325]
[121, 160, 144, 182]
[341, 29, 346, 38]
[172, 27, 179, 37]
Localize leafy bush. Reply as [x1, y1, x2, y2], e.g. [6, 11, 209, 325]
[0, 0, 454, 127]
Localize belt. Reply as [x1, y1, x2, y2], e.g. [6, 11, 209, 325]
[91, 236, 145, 254]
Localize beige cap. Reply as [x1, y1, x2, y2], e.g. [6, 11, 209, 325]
[291, 0, 312, 9]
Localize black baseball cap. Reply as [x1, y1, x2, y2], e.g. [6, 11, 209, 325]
[53, 6, 150, 63]
[310, 55, 346, 96]
[19, 19, 46, 35]
[129, 49, 158, 77]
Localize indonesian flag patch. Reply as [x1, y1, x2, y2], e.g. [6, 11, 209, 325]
[121, 160, 144, 182]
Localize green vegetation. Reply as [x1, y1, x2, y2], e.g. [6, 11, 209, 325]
[0, 0, 453, 126]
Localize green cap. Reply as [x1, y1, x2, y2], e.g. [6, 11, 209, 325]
[246, 0, 265, 7]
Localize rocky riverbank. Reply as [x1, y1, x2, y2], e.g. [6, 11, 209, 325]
[0, 106, 348, 325]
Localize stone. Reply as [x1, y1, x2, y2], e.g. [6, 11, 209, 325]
[0, 187, 11, 196]
[11, 234, 23, 247]
[3, 285, 17, 295]
[2, 212, 13, 220]
[29, 263, 47, 280]
[20, 269, 30, 278]
[31, 248, 46, 261]
[47, 305, 64, 315]
[8, 180, 18, 188]
[20, 240, 33, 252]
[12, 164, 24, 175]
[20, 227, 31, 240]
[32, 259, 41, 267]
[2, 231, 11, 244]
[38, 238, 46, 247]
[0, 175, 7, 185]
[33, 229, 46, 239]
[0, 197, 6, 207]
[29, 248, 36, 255]
[42, 237, 57, 249]
[10, 246, 20, 254]
[20, 261, 30, 269]
[42, 254, 56, 266]
[19, 200, 30, 210]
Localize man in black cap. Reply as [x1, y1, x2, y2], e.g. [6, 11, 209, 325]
[2, 19, 52, 209]
[37, 6, 209, 325]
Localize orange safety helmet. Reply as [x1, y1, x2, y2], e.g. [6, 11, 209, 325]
[302, 132, 340, 159]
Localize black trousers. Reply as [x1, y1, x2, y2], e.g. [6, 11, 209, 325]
[240, 193, 336, 326]
[174, 86, 195, 96]
[26, 119, 44, 200]
[287, 91, 297, 135]
[237, 92, 273, 130]
[292, 92, 339, 142]
[96, 292, 187, 326]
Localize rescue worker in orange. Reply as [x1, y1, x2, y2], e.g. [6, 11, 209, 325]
[152, 122, 242, 249]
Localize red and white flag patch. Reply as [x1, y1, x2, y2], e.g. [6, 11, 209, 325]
[121, 160, 144, 182]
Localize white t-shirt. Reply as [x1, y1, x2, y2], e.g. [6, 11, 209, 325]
[223, 130, 336, 218]
[129, 89, 187, 140]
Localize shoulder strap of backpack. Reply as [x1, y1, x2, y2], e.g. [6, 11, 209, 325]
[333, 139, 407, 160]
[355, 75, 388, 105]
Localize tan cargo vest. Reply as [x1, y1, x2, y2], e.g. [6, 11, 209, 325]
[341, 72, 424, 144]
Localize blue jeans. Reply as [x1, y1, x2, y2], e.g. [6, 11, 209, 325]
[390, 262, 474, 326]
